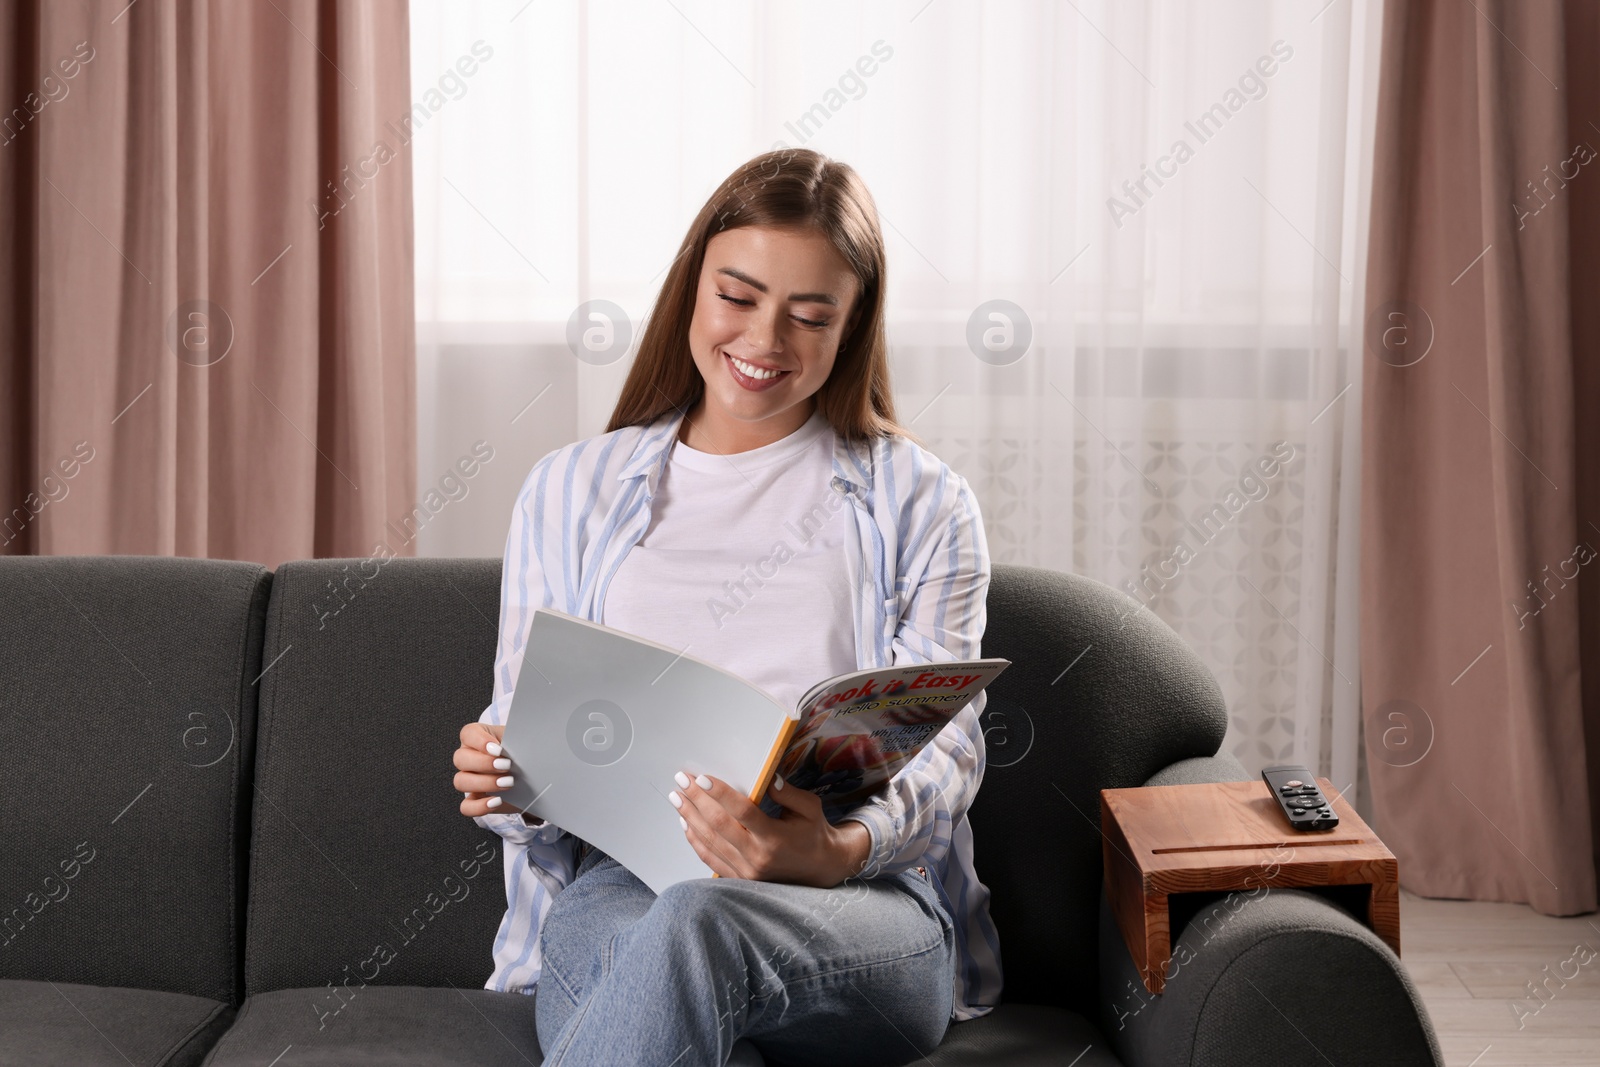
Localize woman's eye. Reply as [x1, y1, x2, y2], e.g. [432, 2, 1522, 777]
[718, 293, 829, 329]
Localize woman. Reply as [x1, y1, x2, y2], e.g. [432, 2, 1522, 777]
[451, 148, 1000, 1066]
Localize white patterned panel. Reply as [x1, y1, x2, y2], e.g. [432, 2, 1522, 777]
[938, 434, 1313, 774]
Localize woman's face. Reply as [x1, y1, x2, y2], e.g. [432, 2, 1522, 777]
[684, 225, 862, 446]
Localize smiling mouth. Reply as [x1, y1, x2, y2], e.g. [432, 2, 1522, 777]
[721, 352, 793, 392]
[725, 353, 790, 380]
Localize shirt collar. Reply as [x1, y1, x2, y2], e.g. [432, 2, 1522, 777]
[616, 406, 874, 496]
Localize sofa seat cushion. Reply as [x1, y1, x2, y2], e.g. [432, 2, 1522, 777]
[920, 1005, 1121, 1066]
[202, 992, 1113, 1066]
[199, 985, 540, 1066]
[765, 1004, 1121, 1067]
[0, 979, 234, 1067]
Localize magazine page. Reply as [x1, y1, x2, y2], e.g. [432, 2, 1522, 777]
[500, 608, 793, 894]
[767, 659, 1010, 817]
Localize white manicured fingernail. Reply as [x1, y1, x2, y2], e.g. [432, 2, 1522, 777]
[486, 796, 502, 808]
[674, 771, 690, 789]
[679, 816, 688, 831]
[695, 774, 712, 790]
[487, 742, 502, 756]
[494, 758, 511, 770]
[773, 775, 784, 791]
[669, 791, 683, 809]
[496, 775, 514, 788]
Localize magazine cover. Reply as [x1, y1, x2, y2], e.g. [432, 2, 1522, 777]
[763, 661, 1010, 817]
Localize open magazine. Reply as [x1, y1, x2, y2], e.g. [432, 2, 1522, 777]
[497, 607, 1010, 893]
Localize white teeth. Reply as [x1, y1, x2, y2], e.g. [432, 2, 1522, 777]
[729, 355, 782, 381]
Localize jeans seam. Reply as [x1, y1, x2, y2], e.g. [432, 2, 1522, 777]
[543, 927, 625, 1065]
[541, 954, 583, 1008]
[778, 932, 950, 988]
[538, 910, 621, 1062]
[542, 983, 602, 1067]
[746, 939, 953, 1050]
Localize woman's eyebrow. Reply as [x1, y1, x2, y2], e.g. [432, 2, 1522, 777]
[715, 266, 839, 307]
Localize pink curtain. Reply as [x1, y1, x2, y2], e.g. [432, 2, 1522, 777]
[1565, 0, 1600, 915]
[1362, 0, 1598, 914]
[0, 0, 415, 567]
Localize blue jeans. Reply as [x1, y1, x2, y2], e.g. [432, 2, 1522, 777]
[534, 847, 956, 1067]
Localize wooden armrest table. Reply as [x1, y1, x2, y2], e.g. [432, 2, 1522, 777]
[1101, 777, 1400, 994]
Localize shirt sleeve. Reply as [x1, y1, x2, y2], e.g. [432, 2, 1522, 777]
[840, 470, 991, 878]
[472, 455, 571, 849]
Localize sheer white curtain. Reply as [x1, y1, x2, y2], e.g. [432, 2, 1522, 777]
[409, 0, 1382, 800]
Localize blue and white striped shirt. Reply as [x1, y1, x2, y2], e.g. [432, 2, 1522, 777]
[474, 405, 1002, 1021]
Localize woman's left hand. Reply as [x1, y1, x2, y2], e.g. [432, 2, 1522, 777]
[671, 772, 870, 887]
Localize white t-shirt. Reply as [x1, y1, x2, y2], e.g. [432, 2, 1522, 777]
[601, 408, 859, 713]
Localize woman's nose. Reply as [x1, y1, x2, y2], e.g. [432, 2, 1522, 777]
[742, 308, 785, 355]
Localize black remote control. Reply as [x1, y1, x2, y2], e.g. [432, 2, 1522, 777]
[1261, 765, 1339, 831]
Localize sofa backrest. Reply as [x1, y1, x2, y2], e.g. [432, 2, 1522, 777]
[243, 558, 512, 1001]
[971, 563, 1229, 1012]
[0, 556, 270, 1006]
[244, 558, 1228, 1015]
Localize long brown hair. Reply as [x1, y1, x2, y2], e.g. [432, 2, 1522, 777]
[604, 148, 920, 445]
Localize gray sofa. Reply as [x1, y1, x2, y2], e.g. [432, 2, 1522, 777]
[0, 556, 1443, 1066]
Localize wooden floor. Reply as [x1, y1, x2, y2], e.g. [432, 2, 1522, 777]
[1400, 888, 1600, 1066]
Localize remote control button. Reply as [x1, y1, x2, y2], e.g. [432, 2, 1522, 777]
[1286, 779, 1303, 787]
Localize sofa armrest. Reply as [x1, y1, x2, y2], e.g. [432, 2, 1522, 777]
[1097, 888, 1441, 1066]
[1141, 753, 1251, 787]
[1095, 754, 1442, 1066]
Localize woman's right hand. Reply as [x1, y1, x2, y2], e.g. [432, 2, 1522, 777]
[455, 722, 529, 819]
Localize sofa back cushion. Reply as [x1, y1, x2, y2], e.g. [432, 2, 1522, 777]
[971, 564, 1228, 1012]
[244, 558, 510, 997]
[0, 556, 270, 1006]
[243, 557, 1230, 1017]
